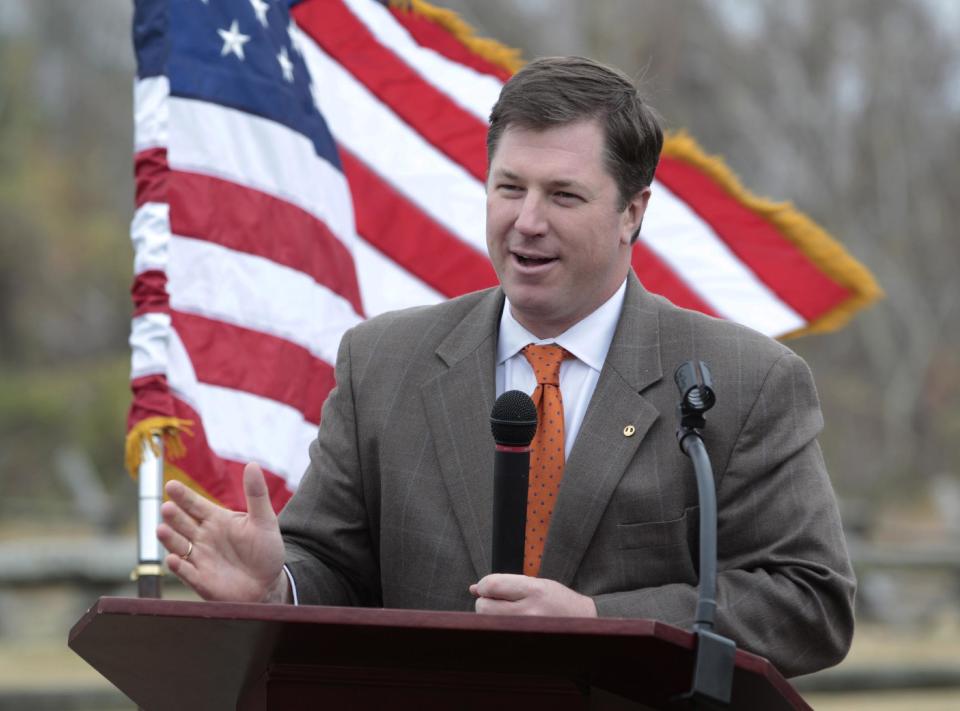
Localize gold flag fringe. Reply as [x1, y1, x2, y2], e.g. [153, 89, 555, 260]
[124, 416, 194, 478]
[125, 417, 223, 504]
[389, 0, 525, 75]
[662, 131, 883, 339]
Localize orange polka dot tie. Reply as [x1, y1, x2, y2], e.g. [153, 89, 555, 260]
[521, 344, 572, 577]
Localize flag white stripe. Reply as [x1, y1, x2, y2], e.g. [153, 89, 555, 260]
[297, 29, 489, 254]
[340, 0, 503, 122]
[131, 202, 171, 275]
[194, 383, 315, 489]
[353, 238, 445, 317]
[130, 312, 173, 379]
[134, 76, 170, 151]
[642, 182, 805, 336]
[166, 96, 358, 252]
[163, 327, 314, 487]
[167, 236, 362, 365]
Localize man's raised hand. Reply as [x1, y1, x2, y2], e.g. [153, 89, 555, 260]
[156, 462, 289, 603]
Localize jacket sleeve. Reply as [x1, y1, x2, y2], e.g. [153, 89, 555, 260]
[277, 327, 383, 607]
[592, 352, 856, 678]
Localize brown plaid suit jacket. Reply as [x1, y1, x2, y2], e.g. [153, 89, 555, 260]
[279, 272, 855, 677]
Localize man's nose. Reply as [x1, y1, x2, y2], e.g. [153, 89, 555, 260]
[514, 193, 547, 237]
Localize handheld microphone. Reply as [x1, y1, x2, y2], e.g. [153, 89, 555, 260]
[490, 390, 537, 574]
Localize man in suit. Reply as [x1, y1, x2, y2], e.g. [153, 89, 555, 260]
[158, 56, 855, 677]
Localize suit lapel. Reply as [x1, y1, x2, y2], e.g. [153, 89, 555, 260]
[421, 289, 504, 580]
[540, 274, 664, 585]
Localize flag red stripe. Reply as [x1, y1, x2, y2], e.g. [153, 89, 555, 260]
[341, 147, 498, 297]
[631, 241, 720, 317]
[385, 6, 513, 82]
[129, 386, 292, 511]
[173, 311, 335, 424]
[294, 0, 489, 182]
[132, 269, 172, 317]
[135, 147, 169, 206]
[655, 157, 850, 320]
[127, 373, 178, 425]
[166, 170, 365, 315]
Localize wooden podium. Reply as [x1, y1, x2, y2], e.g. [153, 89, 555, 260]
[69, 597, 809, 710]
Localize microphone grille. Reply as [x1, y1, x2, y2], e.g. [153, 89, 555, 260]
[490, 390, 538, 446]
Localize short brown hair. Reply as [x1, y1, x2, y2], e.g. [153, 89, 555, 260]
[487, 56, 663, 217]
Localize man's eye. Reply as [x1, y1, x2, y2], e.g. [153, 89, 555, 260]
[499, 184, 522, 193]
[555, 191, 581, 201]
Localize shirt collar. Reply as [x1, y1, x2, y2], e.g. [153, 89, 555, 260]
[497, 278, 628, 372]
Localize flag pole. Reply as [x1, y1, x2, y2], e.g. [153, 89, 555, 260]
[133, 434, 164, 598]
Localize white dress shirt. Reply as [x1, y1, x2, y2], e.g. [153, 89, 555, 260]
[496, 278, 628, 459]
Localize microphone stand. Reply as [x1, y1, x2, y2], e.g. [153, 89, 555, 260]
[673, 362, 736, 709]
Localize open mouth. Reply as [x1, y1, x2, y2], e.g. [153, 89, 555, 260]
[514, 253, 556, 266]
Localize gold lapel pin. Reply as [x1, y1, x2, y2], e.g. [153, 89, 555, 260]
[623, 425, 636, 437]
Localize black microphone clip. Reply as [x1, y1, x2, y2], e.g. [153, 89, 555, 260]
[674, 360, 714, 436]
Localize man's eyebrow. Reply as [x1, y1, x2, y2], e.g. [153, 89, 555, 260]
[492, 169, 586, 191]
[493, 168, 521, 181]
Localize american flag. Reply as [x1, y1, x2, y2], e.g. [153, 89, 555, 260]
[127, 0, 880, 511]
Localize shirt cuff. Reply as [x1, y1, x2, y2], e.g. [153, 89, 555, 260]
[282, 564, 300, 605]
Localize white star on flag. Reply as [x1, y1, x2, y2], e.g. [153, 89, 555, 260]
[287, 20, 301, 54]
[250, 0, 270, 28]
[218, 19, 251, 60]
[277, 46, 294, 82]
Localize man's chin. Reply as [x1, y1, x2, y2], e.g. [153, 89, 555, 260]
[505, 295, 567, 337]
[504, 288, 551, 315]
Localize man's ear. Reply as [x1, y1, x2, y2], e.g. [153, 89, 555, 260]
[621, 186, 651, 245]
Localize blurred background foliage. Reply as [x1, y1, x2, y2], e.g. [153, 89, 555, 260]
[0, 0, 134, 524]
[0, 0, 958, 537]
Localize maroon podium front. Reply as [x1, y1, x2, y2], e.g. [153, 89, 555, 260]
[68, 597, 809, 710]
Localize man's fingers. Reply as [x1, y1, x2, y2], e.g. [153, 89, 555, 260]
[473, 574, 530, 601]
[159, 501, 201, 541]
[474, 577, 597, 618]
[475, 596, 524, 615]
[243, 462, 278, 527]
[165, 553, 211, 600]
[157, 523, 193, 559]
[165, 479, 218, 522]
